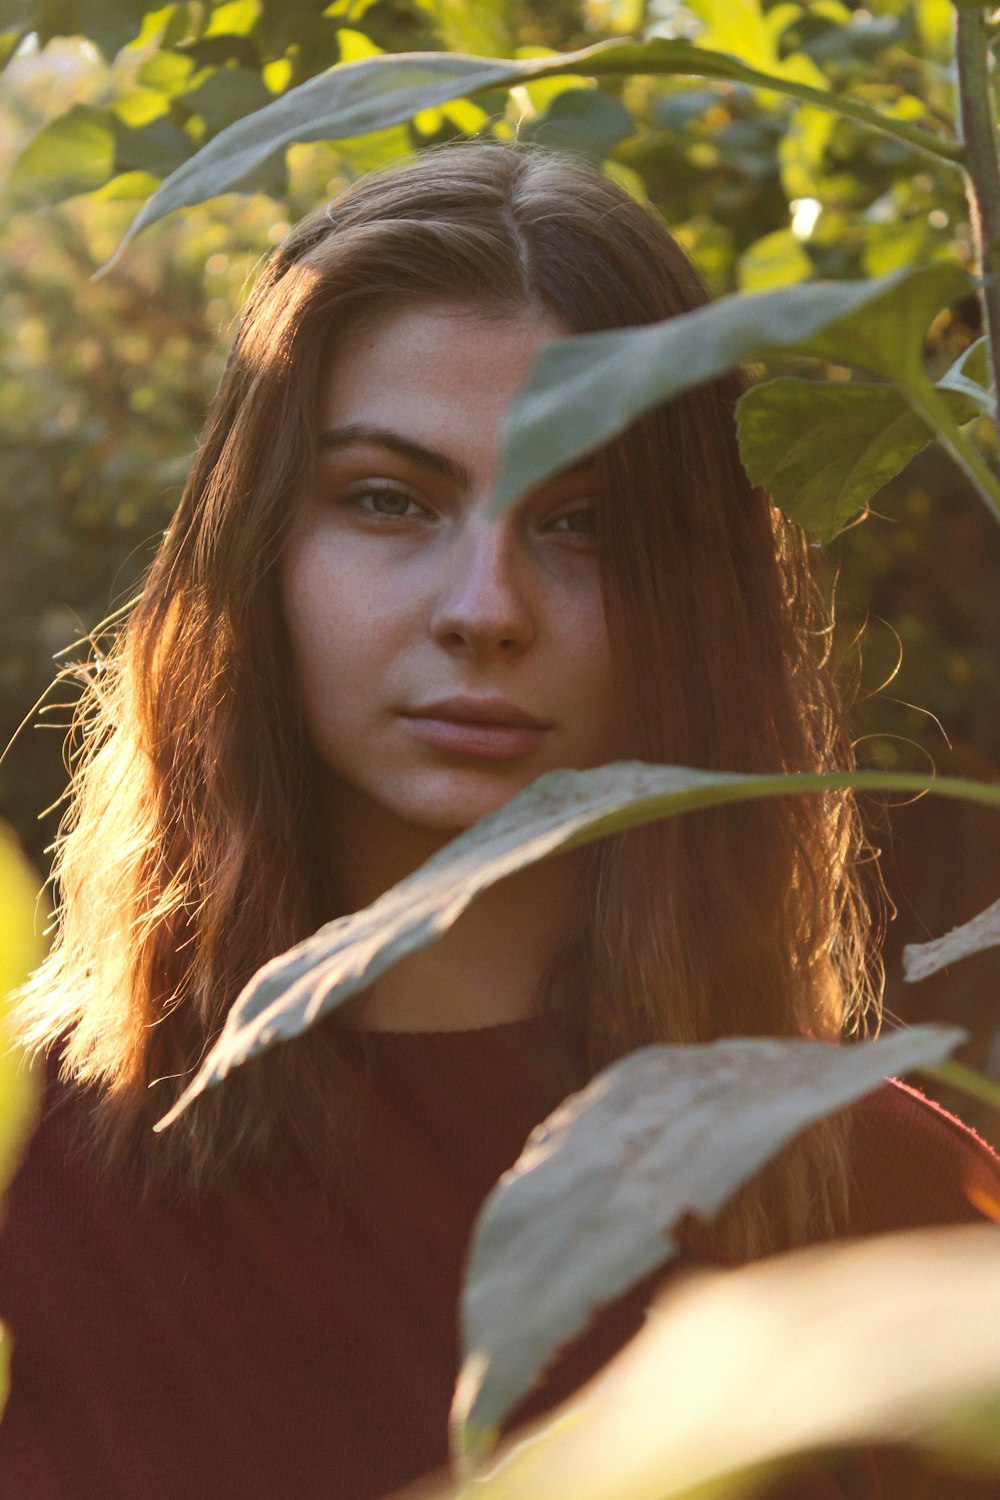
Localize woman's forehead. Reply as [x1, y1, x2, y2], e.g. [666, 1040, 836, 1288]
[317, 301, 565, 456]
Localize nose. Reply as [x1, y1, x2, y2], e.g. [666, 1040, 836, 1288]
[429, 517, 535, 660]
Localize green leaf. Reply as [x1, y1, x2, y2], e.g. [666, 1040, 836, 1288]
[493, 263, 970, 513]
[10, 104, 116, 203]
[92, 169, 162, 200]
[153, 760, 1000, 1132]
[105, 36, 964, 264]
[448, 1226, 1000, 1499]
[113, 117, 196, 178]
[735, 376, 977, 541]
[524, 88, 635, 159]
[137, 48, 196, 95]
[0, 28, 28, 68]
[421, 0, 514, 57]
[0, 825, 43, 1200]
[180, 64, 273, 135]
[78, 0, 152, 58]
[903, 894, 1000, 983]
[784, 261, 971, 386]
[203, 0, 261, 38]
[737, 227, 812, 290]
[452, 1026, 965, 1449]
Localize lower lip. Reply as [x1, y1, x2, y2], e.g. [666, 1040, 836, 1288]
[402, 716, 548, 760]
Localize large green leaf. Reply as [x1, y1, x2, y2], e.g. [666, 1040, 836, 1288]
[105, 36, 962, 264]
[10, 104, 116, 204]
[735, 376, 978, 541]
[438, 1226, 1000, 1499]
[154, 758, 1000, 1133]
[492, 262, 970, 510]
[788, 262, 971, 386]
[451, 1025, 965, 1452]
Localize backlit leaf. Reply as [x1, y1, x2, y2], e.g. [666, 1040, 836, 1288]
[204, 0, 261, 38]
[154, 759, 1000, 1132]
[10, 105, 116, 203]
[736, 376, 977, 541]
[452, 1026, 965, 1446]
[106, 36, 963, 264]
[737, 227, 812, 290]
[444, 1226, 1000, 1497]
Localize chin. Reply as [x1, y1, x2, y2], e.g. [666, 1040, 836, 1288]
[399, 778, 537, 838]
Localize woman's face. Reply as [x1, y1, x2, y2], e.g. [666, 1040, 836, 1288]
[280, 300, 626, 846]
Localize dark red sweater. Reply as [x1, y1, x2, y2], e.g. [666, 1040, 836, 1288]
[0, 1018, 998, 1500]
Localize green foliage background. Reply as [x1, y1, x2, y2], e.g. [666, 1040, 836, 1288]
[1, 0, 998, 1094]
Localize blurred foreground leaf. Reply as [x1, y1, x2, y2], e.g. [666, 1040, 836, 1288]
[452, 1027, 965, 1447]
[154, 758, 1000, 1132]
[437, 1225, 1000, 1498]
[0, 824, 44, 1418]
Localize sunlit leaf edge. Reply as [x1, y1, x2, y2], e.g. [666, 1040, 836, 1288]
[103, 35, 964, 266]
[155, 761, 1000, 1133]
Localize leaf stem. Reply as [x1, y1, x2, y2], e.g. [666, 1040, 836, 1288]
[955, 10, 1000, 406]
[908, 379, 1000, 525]
[581, 44, 968, 169]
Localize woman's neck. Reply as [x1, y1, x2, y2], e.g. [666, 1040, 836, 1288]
[323, 787, 585, 1032]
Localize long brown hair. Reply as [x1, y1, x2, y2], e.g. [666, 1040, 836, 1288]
[13, 142, 880, 1255]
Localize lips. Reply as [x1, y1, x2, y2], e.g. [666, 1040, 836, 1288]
[401, 697, 550, 760]
[408, 696, 548, 729]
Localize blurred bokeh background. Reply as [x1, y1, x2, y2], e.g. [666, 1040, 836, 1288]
[1, 0, 998, 1124]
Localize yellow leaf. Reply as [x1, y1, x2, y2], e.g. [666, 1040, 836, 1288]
[0, 825, 44, 1199]
[738, 228, 812, 291]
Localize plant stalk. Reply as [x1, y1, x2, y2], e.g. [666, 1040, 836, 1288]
[955, 8, 1000, 411]
[908, 380, 1000, 524]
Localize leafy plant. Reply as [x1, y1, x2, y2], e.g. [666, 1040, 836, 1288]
[5, 0, 1000, 1491]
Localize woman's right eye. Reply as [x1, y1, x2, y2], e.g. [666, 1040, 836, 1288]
[348, 486, 426, 520]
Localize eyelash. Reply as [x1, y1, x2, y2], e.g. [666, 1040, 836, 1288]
[548, 503, 597, 538]
[347, 485, 428, 520]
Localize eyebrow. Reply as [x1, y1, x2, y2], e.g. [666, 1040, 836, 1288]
[316, 423, 472, 489]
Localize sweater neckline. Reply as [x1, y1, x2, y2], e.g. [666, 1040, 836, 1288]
[332, 1015, 549, 1040]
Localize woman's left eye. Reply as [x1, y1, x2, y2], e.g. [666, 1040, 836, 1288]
[351, 487, 425, 519]
[547, 504, 597, 540]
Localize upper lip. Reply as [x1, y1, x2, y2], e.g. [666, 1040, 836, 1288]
[406, 696, 548, 729]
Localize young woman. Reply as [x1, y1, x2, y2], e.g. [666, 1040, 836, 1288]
[2, 141, 998, 1500]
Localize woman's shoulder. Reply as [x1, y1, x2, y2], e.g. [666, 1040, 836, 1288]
[845, 1077, 1000, 1234]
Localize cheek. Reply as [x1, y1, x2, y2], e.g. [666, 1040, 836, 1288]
[280, 540, 356, 717]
